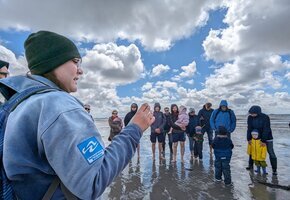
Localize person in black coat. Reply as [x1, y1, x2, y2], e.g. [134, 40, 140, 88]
[186, 108, 199, 159]
[246, 105, 278, 175]
[124, 103, 138, 126]
[212, 126, 234, 185]
[124, 103, 140, 158]
[162, 107, 173, 154]
[198, 102, 214, 153]
[168, 104, 186, 163]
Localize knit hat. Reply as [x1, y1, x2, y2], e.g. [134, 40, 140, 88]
[189, 108, 195, 113]
[0, 60, 9, 69]
[195, 126, 202, 133]
[24, 31, 81, 75]
[251, 130, 259, 136]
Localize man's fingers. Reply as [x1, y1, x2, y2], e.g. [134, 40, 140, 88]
[138, 103, 150, 112]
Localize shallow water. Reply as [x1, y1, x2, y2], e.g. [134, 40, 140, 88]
[95, 115, 290, 200]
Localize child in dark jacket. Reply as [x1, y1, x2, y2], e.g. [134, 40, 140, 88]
[212, 126, 234, 185]
[193, 126, 204, 160]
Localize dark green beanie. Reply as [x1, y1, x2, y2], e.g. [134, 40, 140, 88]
[0, 60, 9, 69]
[24, 31, 81, 75]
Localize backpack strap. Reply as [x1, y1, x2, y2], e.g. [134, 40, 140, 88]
[2, 86, 58, 113]
[0, 85, 59, 200]
[213, 109, 233, 125]
[42, 177, 77, 200]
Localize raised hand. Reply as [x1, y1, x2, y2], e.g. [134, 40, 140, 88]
[131, 103, 155, 132]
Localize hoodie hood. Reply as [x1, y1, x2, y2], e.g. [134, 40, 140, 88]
[248, 105, 262, 115]
[130, 103, 138, 113]
[154, 102, 161, 110]
[179, 105, 187, 114]
[219, 100, 228, 107]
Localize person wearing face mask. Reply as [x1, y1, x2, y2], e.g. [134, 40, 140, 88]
[0, 31, 155, 199]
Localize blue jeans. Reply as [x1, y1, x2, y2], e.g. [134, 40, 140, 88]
[187, 135, 194, 152]
[202, 127, 213, 145]
[215, 157, 231, 184]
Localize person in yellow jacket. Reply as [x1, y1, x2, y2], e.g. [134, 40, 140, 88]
[247, 130, 268, 175]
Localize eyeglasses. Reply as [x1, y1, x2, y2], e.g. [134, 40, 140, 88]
[85, 108, 90, 111]
[0, 72, 9, 78]
[164, 110, 169, 112]
[72, 58, 82, 68]
[112, 112, 118, 115]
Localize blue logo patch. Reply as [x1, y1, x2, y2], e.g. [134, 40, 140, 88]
[77, 137, 104, 164]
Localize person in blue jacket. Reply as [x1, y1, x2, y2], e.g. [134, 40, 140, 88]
[246, 105, 277, 175]
[186, 108, 199, 160]
[210, 100, 236, 139]
[212, 126, 234, 185]
[0, 31, 155, 199]
[150, 102, 166, 160]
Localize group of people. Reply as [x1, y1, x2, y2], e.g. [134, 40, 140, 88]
[107, 100, 278, 186]
[0, 29, 279, 198]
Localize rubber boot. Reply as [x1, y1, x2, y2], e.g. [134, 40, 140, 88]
[262, 167, 268, 175]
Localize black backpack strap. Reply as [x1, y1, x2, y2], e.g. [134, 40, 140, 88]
[42, 177, 78, 200]
[214, 109, 233, 126]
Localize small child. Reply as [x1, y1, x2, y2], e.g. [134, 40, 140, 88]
[169, 105, 189, 133]
[193, 126, 204, 161]
[212, 126, 234, 185]
[247, 130, 267, 175]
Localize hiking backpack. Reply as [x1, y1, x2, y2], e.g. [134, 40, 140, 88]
[0, 85, 54, 199]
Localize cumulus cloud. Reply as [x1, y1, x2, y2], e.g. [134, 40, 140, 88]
[203, 0, 290, 62]
[172, 60, 197, 81]
[151, 64, 170, 77]
[141, 82, 153, 91]
[285, 72, 290, 81]
[0, 0, 222, 51]
[0, 45, 27, 75]
[82, 42, 144, 86]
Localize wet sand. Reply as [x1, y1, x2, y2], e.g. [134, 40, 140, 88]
[96, 115, 290, 200]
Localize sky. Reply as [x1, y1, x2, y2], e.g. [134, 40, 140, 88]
[0, 0, 290, 117]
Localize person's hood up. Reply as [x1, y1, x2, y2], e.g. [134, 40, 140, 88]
[219, 100, 228, 107]
[154, 102, 161, 110]
[179, 105, 187, 113]
[130, 103, 138, 112]
[248, 105, 262, 115]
